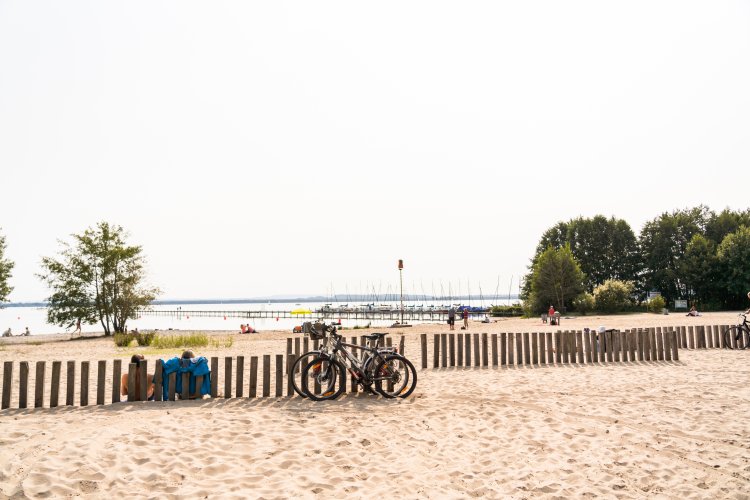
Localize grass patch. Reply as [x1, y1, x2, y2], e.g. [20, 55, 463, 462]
[150, 333, 209, 349]
[352, 322, 372, 330]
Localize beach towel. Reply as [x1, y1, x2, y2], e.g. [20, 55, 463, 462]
[160, 356, 212, 400]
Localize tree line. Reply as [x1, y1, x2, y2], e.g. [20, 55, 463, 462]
[0, 222, 158, 335]
[522, 206, 750, 314]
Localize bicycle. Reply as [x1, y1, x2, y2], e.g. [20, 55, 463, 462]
[300, 330, 417, 401]
[723, 313, 749, 350]
[289, 321, 337, 399]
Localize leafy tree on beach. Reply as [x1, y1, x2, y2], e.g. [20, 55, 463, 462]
[716, 226, 750, 309]
[527, 245, 585, 314]
[0, 229, 14, 305]
[38, 222, 159, 335]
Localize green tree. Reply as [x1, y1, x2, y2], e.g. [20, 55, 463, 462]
[638, 206, 710, 303]
[527, 245, 585, 314]
[679, 234, 720, 308]
[593, 279, 635, 313]
[717, 226, 750, 309]
[705, 208, 750, 245]
[0, 229, 14, 304]
[38, 222, 159, 335]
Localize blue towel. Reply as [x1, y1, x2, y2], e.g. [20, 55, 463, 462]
[160, 356, 211, 400]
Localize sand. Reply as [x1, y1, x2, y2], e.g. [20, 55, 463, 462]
[1, 312, 749, 498]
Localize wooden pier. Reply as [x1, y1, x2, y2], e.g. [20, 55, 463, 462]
[135, 309, 497, 322]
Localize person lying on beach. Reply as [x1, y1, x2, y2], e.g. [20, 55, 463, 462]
[686, 306, 701, 317]
[121, 354, 155, 401]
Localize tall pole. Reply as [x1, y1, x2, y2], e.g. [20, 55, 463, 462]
[398, 259, 404, 324]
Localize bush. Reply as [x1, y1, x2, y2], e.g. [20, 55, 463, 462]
[150, 333, 209, 349]
[572, 293, 595, 315]
[648, 295, 666, 313]
[489, 305, 525, 317]
[135, 332, 156, 346]
[593, 279, 635, 313]
[113, 333, 135, 347]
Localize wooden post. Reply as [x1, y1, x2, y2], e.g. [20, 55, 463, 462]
[80, 361, 89, 406]
[449, 334, 456, 367]
[420, 334, 427, 369]
[482, 333, 489, 367]
[680, 326, 687, 348]
[554, 331, 561, 364]
[515, 332, 522, 366]
[657, 327, 665, 360]
[127, 362, 138, 401]
[441, 334, 447, 368]
[399, 335, 405, 356]
[181, 373, 190, 400]
[457, 333, 464, 367]
[473, 334, 480, 367]
[491, 334, 498, 367]
[664, 326, 672, 361]
[651, 327, 659, 360]
[613, 331, 620, 363]
[507, 333, 514, 366]
[576, 331, 584, 363]
[522, 332, 530, 366]
[112, 359, 122, 403]
[249, 356, 258, 398]
[210, 357, 219, 397]
[194, 375, 204, 399]
[433, 334, 440, 369]
[531, 332, 538, 365]
[167, 372, 176, 401]
[629, 330, 636, 362]
[705, 325, 712, 349]
[96, 360, 106, 405]
[303, 337, 309, 355]
[287, 338, 293, 355]
[153, 360, 162, 402]
[350, 337, 359, 393]
[262, 355, 271, 397]
[585, 331, 593, 363]
[50, 361, 61, 408]
[500, 332, 507, 366]
[672, 329, 679, 361]
[546, 332, 554, 364]
[688, 326, 694, 349]
[275, 355, 283, 397]
[34, 361, 45, 408]
[2, 361, 12, 409]
[19, 361, 29, 409]
[139, 361, 148, 403]
[66, 361, 75, 406]
[294, 337, 301, 361]
[224, 357, 233, 398]
[465, 334, 472, 366]
[713, 325, 720, 349]
[560, 331, 568, 364]
[287, 354, 296, 396]
[236, 356, 245, 398]
[605, 331, 613, 363]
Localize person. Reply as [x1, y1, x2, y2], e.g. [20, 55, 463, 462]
[548, 305, 555, 317]
[246, 325, 257, 333]
[72, 318, 82, 335]
[745, 291, 750, 314]
[481, 314, 491, 324]
[462, 308, 469, 329]
[121, 354, 155, 401]
[686, 305, 701, 317]
[448, 307, 456, 331]
[2, 328, 11, 338]
[240, 324, 247, 334]
[22, 327, 30, 336]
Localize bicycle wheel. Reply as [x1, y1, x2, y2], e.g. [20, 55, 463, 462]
[724, 326, 741, 350]
[301, 357, 346, 401]
[290, 351, 322, 398]
[737, 327, 750, 350]
[374, 354, 417, 399]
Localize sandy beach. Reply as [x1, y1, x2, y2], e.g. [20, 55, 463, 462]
[1, 312, 749, 498]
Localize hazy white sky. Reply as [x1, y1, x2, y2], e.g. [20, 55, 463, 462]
[1, 1, 749, 301]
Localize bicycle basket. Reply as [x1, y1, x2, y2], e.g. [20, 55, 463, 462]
[308, 322, 326, 340]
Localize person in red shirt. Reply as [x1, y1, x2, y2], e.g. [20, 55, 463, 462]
[548, 305, 555, 317]
[462, 308, 469, 329]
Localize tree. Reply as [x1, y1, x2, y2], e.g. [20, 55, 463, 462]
[638, 206, 710, 303]
[679, 234, 720, 308]
[0, 229, 13, 304]
[717, 226, 750, 309]
[38, 222, 159, 335]
[527, 245, 585, 314]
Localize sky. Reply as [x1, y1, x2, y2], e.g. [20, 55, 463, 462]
[1, 1, 749, 302]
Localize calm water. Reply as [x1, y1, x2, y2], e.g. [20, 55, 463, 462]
[0, 299, 518, 336]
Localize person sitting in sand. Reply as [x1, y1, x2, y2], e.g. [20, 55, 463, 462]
[121, 354, 155, 401]
[240, 324, 247, 334]
[22, 327, 30, 336]
[686, 305, 701, 317]
[2, 328, 11, 337]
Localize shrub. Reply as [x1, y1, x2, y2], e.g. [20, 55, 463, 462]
[150, 333, 209, 349]
[114, 333, 135, 347]
[135, 332, 156, 346]
[572, 293, 595, 315]
[648, 295, 666, 313]
[489, 305, 525, 317]
[593, 279, 635, 313]
[209, 336, 233, 349]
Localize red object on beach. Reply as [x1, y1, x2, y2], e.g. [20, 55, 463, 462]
[223, 316, 226, 320]
[186, 315, 190, 319]
[276, 317, 279, 321]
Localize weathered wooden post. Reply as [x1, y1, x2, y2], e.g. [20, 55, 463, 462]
[262, 355, 271, 397]
[51, 361, 62, 407]
[2, 361, 13, 409]
[96, 360, 106, 405]
[433, 334, 440, 369]
[491, 334, 498, 367]
[66, 361, 75, 406]
[420, 334, 427, 369]
[80, 361, 89, 406]
[34, 361, 46, 408]
[249, 356, 258, 398]
[236, 356, 245, 398]
[224, 356, 233, 398]
[275, 355, 284, 397]
[441, 334, 448, 368]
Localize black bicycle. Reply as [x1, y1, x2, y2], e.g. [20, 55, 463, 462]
[300, 330, 417, 401]
[723, 313, 749, 350]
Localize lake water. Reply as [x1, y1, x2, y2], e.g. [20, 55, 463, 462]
[0, 299, 518, 336]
